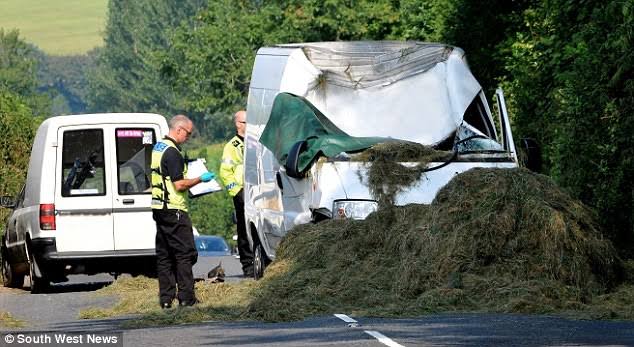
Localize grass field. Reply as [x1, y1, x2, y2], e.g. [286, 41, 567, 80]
[0, 0, 107, 55]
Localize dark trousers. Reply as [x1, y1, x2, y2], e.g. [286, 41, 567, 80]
[153, 209, 198, 305]
[234, 189, 253, 274]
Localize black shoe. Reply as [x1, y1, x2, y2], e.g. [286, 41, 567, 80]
[242, 265, 254, 278]
[161, 302, 172, 309]
[179, 298, 200, 307]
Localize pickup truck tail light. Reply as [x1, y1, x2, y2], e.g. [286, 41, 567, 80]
[40, 204, 56, 230]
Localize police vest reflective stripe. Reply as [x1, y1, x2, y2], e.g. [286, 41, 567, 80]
[150, 138, 188, 211]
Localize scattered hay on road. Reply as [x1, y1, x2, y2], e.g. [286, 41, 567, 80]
[82, 168, 634, 326]
[0, 311, 26, 328]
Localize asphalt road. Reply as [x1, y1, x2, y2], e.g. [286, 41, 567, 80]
[1, 255, 634, 347]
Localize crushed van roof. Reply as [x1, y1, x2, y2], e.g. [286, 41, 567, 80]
[265, 41, 483, 145]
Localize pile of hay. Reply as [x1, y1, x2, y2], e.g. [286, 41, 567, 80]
[247, 167, 623, 320]
[352, 142, 452, 208]
[87, 166, 632, 326]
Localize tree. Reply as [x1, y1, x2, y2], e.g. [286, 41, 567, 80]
[186, 144, 236, 241]
[86, 0, 206, 117]
[505, 0, 634, 254]
[0, 89, 40, 231]
[36, 49, 98, 115]
[0, 29, 50, 116]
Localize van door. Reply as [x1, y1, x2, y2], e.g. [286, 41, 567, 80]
[55, 127, 114, 252]
[111, 126, 159, 251]
[495, 88, 518, 162]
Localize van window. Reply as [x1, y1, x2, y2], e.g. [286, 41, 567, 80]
[463, 95, 495, 138]
[115, 129, 156, 195]
[61, 129, 106, 197]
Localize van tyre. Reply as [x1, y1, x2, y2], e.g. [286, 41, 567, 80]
[28, 253, 48, 294]
[253, 243, 269, 280]
[2, 249, 24, 288]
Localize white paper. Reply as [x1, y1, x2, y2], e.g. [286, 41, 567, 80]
[186, 158, 222, 197]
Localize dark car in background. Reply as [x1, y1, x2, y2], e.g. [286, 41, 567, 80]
[194, 235, 231, 257]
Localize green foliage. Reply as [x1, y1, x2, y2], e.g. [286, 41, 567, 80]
[158, 0, 259, 140]
[0, 89, 40, 231]
[391, 0, 452, 41]
[0, 29, 38, 95]
[185, 143, 236, 242]
[0, 30, 47, 232]
[433, 0, 535, 95]
[0, 29, 50, 116]
[86, 0, 206, 118]
[505, 0, 634, 254]
[36, 49, 98, 115]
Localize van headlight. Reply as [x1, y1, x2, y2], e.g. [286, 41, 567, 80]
[333, 200, 378, 220]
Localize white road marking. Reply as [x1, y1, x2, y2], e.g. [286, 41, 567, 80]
[364, 330, 406, 347]
[334, 313, 357, 323]
[335, 314, 405, 346]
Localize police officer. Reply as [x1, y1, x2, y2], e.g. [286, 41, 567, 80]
[151, 114, 214, 308]
[220, 110, 254, 277]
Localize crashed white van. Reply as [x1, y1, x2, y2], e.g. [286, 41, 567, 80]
[1, 113, 167, 292]
[244, 41, 520, 278]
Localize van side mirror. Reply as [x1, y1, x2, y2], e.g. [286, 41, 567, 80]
[520, 138, 541, 172]
[0, 196, 16, 209]
[285, 140, 308, 179]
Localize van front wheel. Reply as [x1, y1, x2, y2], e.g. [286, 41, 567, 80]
[253, 243, 269, 280]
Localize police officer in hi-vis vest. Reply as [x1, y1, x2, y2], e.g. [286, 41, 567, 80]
[220, 110, 254, 277]
[151, 114, 215, 309]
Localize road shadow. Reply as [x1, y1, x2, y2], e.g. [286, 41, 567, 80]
[43, 280, 113, 294]
[19, 275, 114, 294]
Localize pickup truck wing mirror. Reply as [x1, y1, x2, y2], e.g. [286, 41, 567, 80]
[0, 196, 16, 209]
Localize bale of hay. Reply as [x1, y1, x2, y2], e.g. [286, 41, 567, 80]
[247, 167, 622, 320]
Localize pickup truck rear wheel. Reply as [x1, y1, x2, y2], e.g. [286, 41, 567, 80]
[2, 249, 24, 288]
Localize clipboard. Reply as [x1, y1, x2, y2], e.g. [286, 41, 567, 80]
[186, 158, 223, 198]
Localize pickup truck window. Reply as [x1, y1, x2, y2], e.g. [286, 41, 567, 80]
[61, 129, 106, 197]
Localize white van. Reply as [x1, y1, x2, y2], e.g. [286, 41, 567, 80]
[1, 113, 168, 292]
[243, 41, 529, 279]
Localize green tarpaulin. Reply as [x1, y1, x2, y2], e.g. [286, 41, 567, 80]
[260, 93, 390, 173]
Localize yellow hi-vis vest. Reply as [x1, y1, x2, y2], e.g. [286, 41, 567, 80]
[151, 138, 188, 211]
[219, 135, 244, 197]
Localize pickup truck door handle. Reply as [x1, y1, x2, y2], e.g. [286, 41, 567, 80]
[122, 199, 135, 204]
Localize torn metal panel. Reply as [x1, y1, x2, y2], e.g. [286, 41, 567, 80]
[276, 41, 481, 145]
